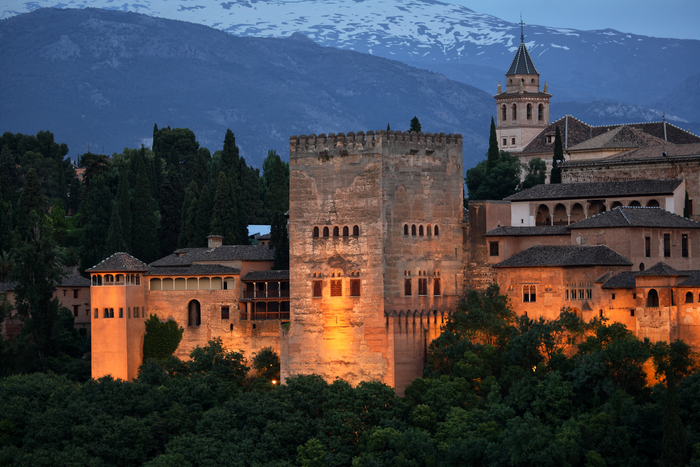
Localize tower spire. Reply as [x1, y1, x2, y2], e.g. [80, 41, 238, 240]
[520, 14, 524, 42]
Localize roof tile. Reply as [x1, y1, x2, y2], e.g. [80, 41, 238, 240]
[493, 245, 632, 268]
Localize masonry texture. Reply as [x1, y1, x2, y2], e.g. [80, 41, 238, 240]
[284, 130, 464, 394]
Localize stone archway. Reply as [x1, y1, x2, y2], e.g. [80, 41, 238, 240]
[536, 204, 551, 226]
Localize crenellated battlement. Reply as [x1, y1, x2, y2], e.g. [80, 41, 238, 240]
[289, 130, 462, 156]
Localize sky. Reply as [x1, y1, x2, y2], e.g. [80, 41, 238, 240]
[450, 0, 700, 40]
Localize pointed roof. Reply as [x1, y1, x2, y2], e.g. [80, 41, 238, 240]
[86, 252, 149, 272]
[504, 179, 682, 201]
[636, 262, 688, 277]
[506, 41, 539, 76]
[493, 245, 632, 268]
[568, 207, 700, 230]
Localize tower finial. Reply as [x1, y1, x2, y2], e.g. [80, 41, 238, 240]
[520, 14, 524, 42]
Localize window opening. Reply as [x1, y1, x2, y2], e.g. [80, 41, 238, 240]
[664, 233, 671, 257]
[682, 234, 689, 257]
[489, 241, 499, 256]
[188, 300, 201, 326]
[353, 225, 359, 236]
[313, 281, 322, 297]
[645, 236, 651, 257]
[330, 280, 342, 297]
[433, 279, 441, 296]
[221, 306, 230, 319]
[333, 226, 339, 237]
[411, 225, 416, 236]
[350, 279, 360, 297]
[313, 226, 319, 238]
[323, 227, 329, 237]
[418, 278, 427, 296]
[646, 289, 659, 307]
[405, 279, 412, 296]
[343, 226, 349, 236]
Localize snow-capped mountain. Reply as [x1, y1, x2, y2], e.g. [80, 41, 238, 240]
[3, 0, 700, 115]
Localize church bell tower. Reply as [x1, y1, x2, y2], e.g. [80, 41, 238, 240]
[495, 19, 551, 152]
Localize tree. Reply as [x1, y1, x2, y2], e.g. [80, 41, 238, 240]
[261, 150, 289, 222]
[466, 150, 521, 200]
[410, 116, 421, 133]
[209, 172, 237, 244]
[117, 166, 132, 252]
[16, 169, 44, 239]
[520, 157, 547, 190]
[193, 178, 216, 247]
[131, 156, 160, 263]
[104, 201, 127, 256]
[486, 116, 499, 166]
[252, 347, 280, 381]
[79, 175, 112, 272]
[269, 211, 289, 270]
[142, 315, 184, 362]
[179, 181, 199, 248]
[551, 126, 564, 184]
[159, 167, 185, 257]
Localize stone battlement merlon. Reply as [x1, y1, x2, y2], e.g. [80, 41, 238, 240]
[289, 130, 462, 156]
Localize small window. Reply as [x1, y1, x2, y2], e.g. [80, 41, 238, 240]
[664, 233, 671, 257]
[404, 224, 409, 235]
[645, 236, 651, 257]
[73, 305, 79, 317]
[633, 293, 636, 300]
[433, 279, 441, 296]
[353, 225, 359, 236]
[512, 104, 517, 120]
[682, 234, 689, 258]
[538, 104, 544, 121]
[343, 226, 349, 236]
[586, 289, 592, 300]
[188, 300, 201, 326]
[686, 292, 693, 304]
[418, 278, 427, 296]
[333, 226, 339, 237]
[412, 225, 416, 236]
[331, 280, 342, 297]
[419, 225, 424, 236]
[119, 308, 123, 318]
[94, 308, 98, 319]
[405, 279, 412, 296]
[630, 309, 635, 317]
[221, 306, 230, 319]
[565, 290, 569, 300]
[73, 289, 79, 299]
[526, 104, 532, 120]
[313, 281, 322, 297]
[434, 225, 439, 236]
[578, 289, 584, 300]
[136, 275, 141, 286]
[511, 137, 516, 145]
[502, 138, 507, 146]
[523, 285, 536, 302]
[612, 293, 616, 300]
[323, 227, 329, 237]
[128, 307, 131, 318]
[350, 280, 360, 297]
[134, 307, 140, 318]
[313, 226, 319, 238]
[489, 241, 499, 256]
[501, 105, 507, 122]
[646, 289, 659, 307]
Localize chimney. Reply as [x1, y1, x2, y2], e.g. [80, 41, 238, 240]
[207, 235, 223, 249]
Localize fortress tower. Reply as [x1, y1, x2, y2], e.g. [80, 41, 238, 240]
[282, 130, 464, 394]
[495, 23, 551, 152]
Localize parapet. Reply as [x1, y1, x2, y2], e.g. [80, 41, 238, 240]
[289, 130, 462, 158]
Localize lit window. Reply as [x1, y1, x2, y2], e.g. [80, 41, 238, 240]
[523, 285, 536, 302]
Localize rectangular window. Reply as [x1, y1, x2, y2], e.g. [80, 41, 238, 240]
[502, 138, 507, 146]
[73, 289, 79, 299]
[633, 293, 637, 299]
[612, 293, 616, 300]
[523, 285, 536, 302]
[511, 137, 516, 145]
[63, 290, 67, 297]
[94, 308, 98, 319]
[405, 279, 412, 296]
[128, 307, 131, 318]
[571, 289, 576, 300]
[645, 236, 651, 257]
[418, 279, 427, 296]
[221, 306, 230, 319]
[630, 309, 635, 317]
[586, 289, 592, 300]
[330, 280, 342, 297]
[682, 234, 689, 258]
[489, 241, 499, 256]
[578, 289, 584, 300]
[110, 308, 114, 318]
[664, 233, 671, 257]
[565, 290, 569, 300]
[350, 280, 360, 297]
[119, 308, 123, 318]
[313, 281, 322, 297]
[134, 307, 139, 318]
[73, 305, 79, 317]
[433, 279, 441, 296]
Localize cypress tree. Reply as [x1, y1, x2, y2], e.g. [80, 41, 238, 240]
[17, 168, 44, 239]
[179, 181, 200, 248]
[79, 175, 112, 272]
[241, 164, 264, 225]
[210, 172, 238, 245]
[410, 116, 421, 133]
[152, 123, 160, 157]
[194, 176, 217, 247]
[194, 147, 211, 190]
[117, 166, 132, 251]
[551, 126, 564, 184]
[270, 211, 289, 270]
[487, 116, 499, 167]
[261, 150, 289, 222]
[159, 167, 185, 256]
[104, 201, 127, 256]
[131, 156, 160, 263]
[0, 144, 19, 204]
[68, 177, 81, 215]
[221, 129, 240, 176]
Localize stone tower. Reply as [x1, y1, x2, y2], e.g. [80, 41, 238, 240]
[282, 130, 464, 395]
[495, 25, 551, 152]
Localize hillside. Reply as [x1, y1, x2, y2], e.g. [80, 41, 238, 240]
[0, 8, 494, 167]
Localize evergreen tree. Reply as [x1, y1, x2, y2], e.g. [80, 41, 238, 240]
[17, 168, 44, 239]
[179, 181, 200, 248]
[104, 201, 127, 256]
[241, 164, 264, 225]
[152, 123, 160, 157]
[68, 177, 81, 216]
[261, 150, 290, 222]
[210, 172, 238, 245]
[270, 212, 289, 270]
[487, 117, 499, 167]
[159, 167, 185, 257]
[194, 148, 211, 190]
[551, 126, 564, 184]
[117, 166, 132, 252]
[0, 144, 19, 204]
[520, 157, 547, 190]
[221, 129, 240, 177]
[79, 175, 112, 272]
[409, 116, 421, 133]
[194, 177, 217, 247]
[131, 156, 160, 263]
[387, 123, 391, 131]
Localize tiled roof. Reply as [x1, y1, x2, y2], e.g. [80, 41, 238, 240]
[242, 270, 290, 281]
[636, 262, 689, 277]
[676, 271, 700, 287]
[506, 42, 539, 75]
[486, 225, 570, 236]
[569, 207, 700, 230]
[150, 245, 275, 267]
[0, 282, 17, 292]
[87, 252, 149, 272]
[505, 179, 682, 201]
[493, 245, 632, 268]
[594, 271, 614, 283]
[60, 275, 91, 287]
[602, 271, 638, 289]
[147, 264, 241, 276]
[605, 143, 700, 161]
[568, 125, 659, 152]
[595, 122, 700, 146]
[522, 116, 592, 154]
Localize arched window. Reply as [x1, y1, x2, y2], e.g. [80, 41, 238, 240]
[313, 281, 322, 297]
[135, 275, 140, 285]
[538, 104, 544, 121]
[427, 224, 432, 236]
[434, 225, 439, 236]
[646, 289, 659, 307]
[313, 226, 319, 238]
[686, 292, 694, 304]
[333, 226, 339, 237]
[404, 224, 409, 235]
[323, 227, 329, 237]
[647, 199, 660, 207]
[404, 279, 412, 296]
[527, 104, 532, 120]
[353, 225, 359, 236]
[419, 225, 424, 236]
[501, 105, 507, 122]
[103, 308, 109, 318]
[343, 226, 349, 236]
[188, 300, 201, 326]
[411, 225, 416, 236]
[511, 104, 517, 120]
[434, 279, 441, 296]
[523, 285, 536, 302]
